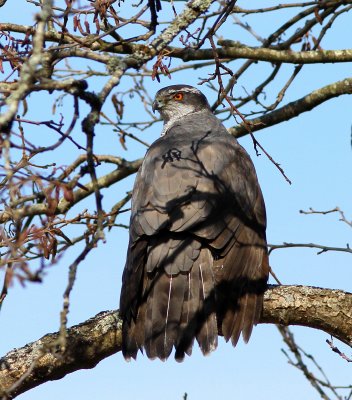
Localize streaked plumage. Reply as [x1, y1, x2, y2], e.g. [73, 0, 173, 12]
[120, 85, 269, 361]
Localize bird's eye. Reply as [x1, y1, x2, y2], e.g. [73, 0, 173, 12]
[173, 93, 184, 101]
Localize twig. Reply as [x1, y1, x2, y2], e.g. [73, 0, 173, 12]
[269, 242, 352, 255]
[203, 35, 292, 184]
[278, 325, 330, 400]
[59, 234, 100, 350]
[300, 207, 352, 228]
[326, 338, 352, 362]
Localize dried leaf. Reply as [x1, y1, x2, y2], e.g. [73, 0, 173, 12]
[314, 7, 323, 24]
[109, 5, 119, 24]
[22, 29, 31, 46]
[77, 19, 85, 35]
[112, 94, 124, 118]
[47, 197, 58, 215]
[311, 35, 323, 50]
[55, 184, 60, 202]
[95, 17, 100, 34]
[161, 64, 171, 79]
[73, 15, 78, 32]
[63, 185, 74, 203]
[84, 19, 91, 34]
[41, 237, 50, 259]
[22, 98, 28, 116]
[50, 237, 58, 260]
[51, 228, 72, 245]
[119, 134, 127, 150]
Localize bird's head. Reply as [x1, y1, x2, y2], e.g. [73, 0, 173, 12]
[152, 85, 211, 125]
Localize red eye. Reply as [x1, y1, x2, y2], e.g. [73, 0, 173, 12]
[173, 93, 183, 101]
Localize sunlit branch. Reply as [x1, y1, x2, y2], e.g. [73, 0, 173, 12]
[0, 285, 351, 398]
[229, 77, 352, 138]
[269, 242, 352, 255]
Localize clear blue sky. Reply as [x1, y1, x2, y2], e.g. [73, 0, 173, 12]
[0, 1, 351, 399]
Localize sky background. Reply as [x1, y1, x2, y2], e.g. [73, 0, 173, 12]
[0, 1, 351, 399]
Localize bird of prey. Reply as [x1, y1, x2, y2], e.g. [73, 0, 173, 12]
[120, 84, 269, 361]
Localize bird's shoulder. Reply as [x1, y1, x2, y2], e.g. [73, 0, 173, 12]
[132, 110, 260, 214]
[145, 111, 238, 162]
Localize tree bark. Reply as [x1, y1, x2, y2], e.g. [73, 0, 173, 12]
[261, 285, 352, 344]
[0, 285, 351, 398]
[229, 78, 352, 138]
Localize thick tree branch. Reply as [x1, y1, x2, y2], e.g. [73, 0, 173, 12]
[3, 23, 352, 64]
[0, 285, 351, 398]
[173, 44, 352, 63]
[229, 77, 352, 137]
[261, 286, 352, 345]
[0, 311, 121, 398]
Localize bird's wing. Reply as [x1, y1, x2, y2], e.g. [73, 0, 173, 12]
[120, 118, 268, 360]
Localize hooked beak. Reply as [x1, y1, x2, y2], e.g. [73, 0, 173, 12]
[152, 99, 162, 113]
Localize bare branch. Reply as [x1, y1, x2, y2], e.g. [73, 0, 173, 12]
[175, 44, 352, 64]
[300, 207, 352, 228]
[229, 78, 352, 138]
[269, 242, 352, 255]
[0, 159, 142, 224]
[326, 338, 352, 363]
[0, 311, 121, 398]
[0, 0, 53, 132]
[0, 285, 351, 398]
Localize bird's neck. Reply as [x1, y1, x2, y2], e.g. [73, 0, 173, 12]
[161, 109, 204, 137]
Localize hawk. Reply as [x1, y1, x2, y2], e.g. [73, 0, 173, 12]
[120, 85, 269, 361]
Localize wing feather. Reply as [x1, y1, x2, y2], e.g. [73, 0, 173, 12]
[120, 110, 269, 361]
[195, 249, 218, 355]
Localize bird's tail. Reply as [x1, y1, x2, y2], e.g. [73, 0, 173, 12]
[122, 245, 218, 361]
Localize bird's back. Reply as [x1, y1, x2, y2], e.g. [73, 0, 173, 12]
[120, 108, 269, 361]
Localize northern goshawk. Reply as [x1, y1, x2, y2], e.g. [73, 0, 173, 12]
[120, 85, 269, 361]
